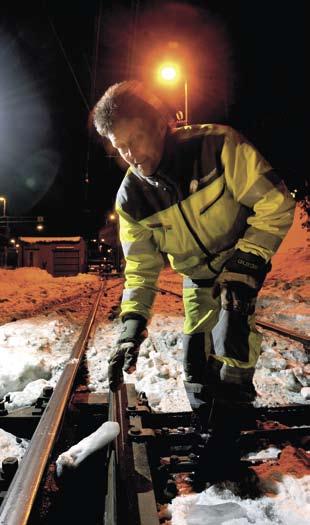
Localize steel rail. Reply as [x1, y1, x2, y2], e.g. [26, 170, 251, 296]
[0, 283, 104, 525]
[106, 385, 159, 525]
[105, 387, 118, 525]
[154, 285, 182, 298]
[256, 319, 310, 344]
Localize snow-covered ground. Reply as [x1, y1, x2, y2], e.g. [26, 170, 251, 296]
[0, 204, 309, 523]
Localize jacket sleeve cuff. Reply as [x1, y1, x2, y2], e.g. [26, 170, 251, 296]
[223, 249, 270, 282]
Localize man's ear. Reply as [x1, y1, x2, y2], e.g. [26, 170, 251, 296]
[157, 117, 168, 138]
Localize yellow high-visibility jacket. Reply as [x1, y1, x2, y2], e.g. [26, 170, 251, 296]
[115, 124, 295, 320]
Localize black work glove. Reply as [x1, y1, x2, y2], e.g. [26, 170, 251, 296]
[212, 249, 270, 315]
[108, 314, 148, 392]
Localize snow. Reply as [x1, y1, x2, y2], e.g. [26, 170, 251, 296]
[0, 268, 99, 325]
[0, 314, 79, 402]
[56, 421, 120, 477]
[257, 205, 310, 335]
[0, 204, 309, 523]
[0, 429, 28, 465]
[169, 477, 310, 525]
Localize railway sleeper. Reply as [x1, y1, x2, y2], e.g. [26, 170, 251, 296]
[1, 379, 309, 524]
[107, 384, 310, 523]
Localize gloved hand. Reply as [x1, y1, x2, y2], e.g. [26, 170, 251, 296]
[108, 314, 148, 392]
[212, 249, 270, 315]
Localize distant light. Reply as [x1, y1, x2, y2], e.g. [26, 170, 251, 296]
[15, 243, 20, 248]
[161, 66, 177, 81]
[109, 213, 116, 221]
[157, 63, 180, 85]
[0, 196, 7, 216]
[36, 224, 44, 231]
[10, 238, 16, 244]
[91, 239, 97, 243]
[101, 238, 105, 242]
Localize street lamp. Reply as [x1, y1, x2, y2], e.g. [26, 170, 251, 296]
[0, 197, 7, 217]
[107, 212, 121, 272]
[158, 63, 188, 125]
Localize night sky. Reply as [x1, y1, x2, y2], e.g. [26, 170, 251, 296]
[0, 0, 306, 238]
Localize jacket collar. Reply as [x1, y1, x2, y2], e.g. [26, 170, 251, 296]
[129, 129, 177, 186]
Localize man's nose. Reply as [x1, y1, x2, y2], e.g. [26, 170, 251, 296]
[126, 146, 138, 163]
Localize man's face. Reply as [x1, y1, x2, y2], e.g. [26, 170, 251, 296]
[107, 117, 166, 177]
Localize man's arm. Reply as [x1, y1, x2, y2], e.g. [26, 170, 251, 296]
[205, 129, 296, 394]
[222, 127, 296, 262]
[108, 205, 164, 391]
[116, 205, 165, 320]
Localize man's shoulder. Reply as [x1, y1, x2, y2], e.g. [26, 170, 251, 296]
[172, 123, 234, 142]
[116, 170, 142, 207]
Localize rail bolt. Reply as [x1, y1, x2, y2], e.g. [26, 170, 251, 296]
[35, 397, 44, 408]
[0, 399, 8, 416]
[43, 386, 54, 398]
[2, 457, 18, 481]
[130, 427, 141, 435]
[164, 479, 178, 499]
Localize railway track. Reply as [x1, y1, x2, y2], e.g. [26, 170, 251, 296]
[0, 279, 309, 524]
[0, 283, 108, 524]
[106, 383, 310, 525]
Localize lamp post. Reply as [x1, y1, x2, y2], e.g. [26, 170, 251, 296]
[0, 196, 7, 217]
[158, 63, 188, 125]
[0, 197, 8, 267]
[107, 212, 121, 272]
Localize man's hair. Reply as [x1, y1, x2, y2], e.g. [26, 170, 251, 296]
[91, 80, 174, 137]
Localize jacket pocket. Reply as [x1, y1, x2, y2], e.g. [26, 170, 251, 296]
[146, 223, 172, 231]
[199, 182, 226, 215]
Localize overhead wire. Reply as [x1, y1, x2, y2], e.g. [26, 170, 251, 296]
[84, 0, 103, 208]
[126, 0, 140, 78]
[47, 14, 90, 112]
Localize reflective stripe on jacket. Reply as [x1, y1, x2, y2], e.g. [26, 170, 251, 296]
[115, 124, 295, 320]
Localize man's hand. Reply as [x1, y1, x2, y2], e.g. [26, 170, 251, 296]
[108, 315, 147, 392]
[212, 250, 270, 315]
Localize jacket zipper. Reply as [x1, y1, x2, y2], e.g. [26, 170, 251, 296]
[177, 202, 219, 275]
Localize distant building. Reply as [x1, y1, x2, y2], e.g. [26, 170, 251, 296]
[18, 237, 87, 277]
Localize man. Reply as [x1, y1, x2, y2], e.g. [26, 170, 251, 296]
[92, 81, 295, 479]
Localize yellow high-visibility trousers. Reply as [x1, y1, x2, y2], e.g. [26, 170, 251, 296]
[182, 279, 262, 386]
